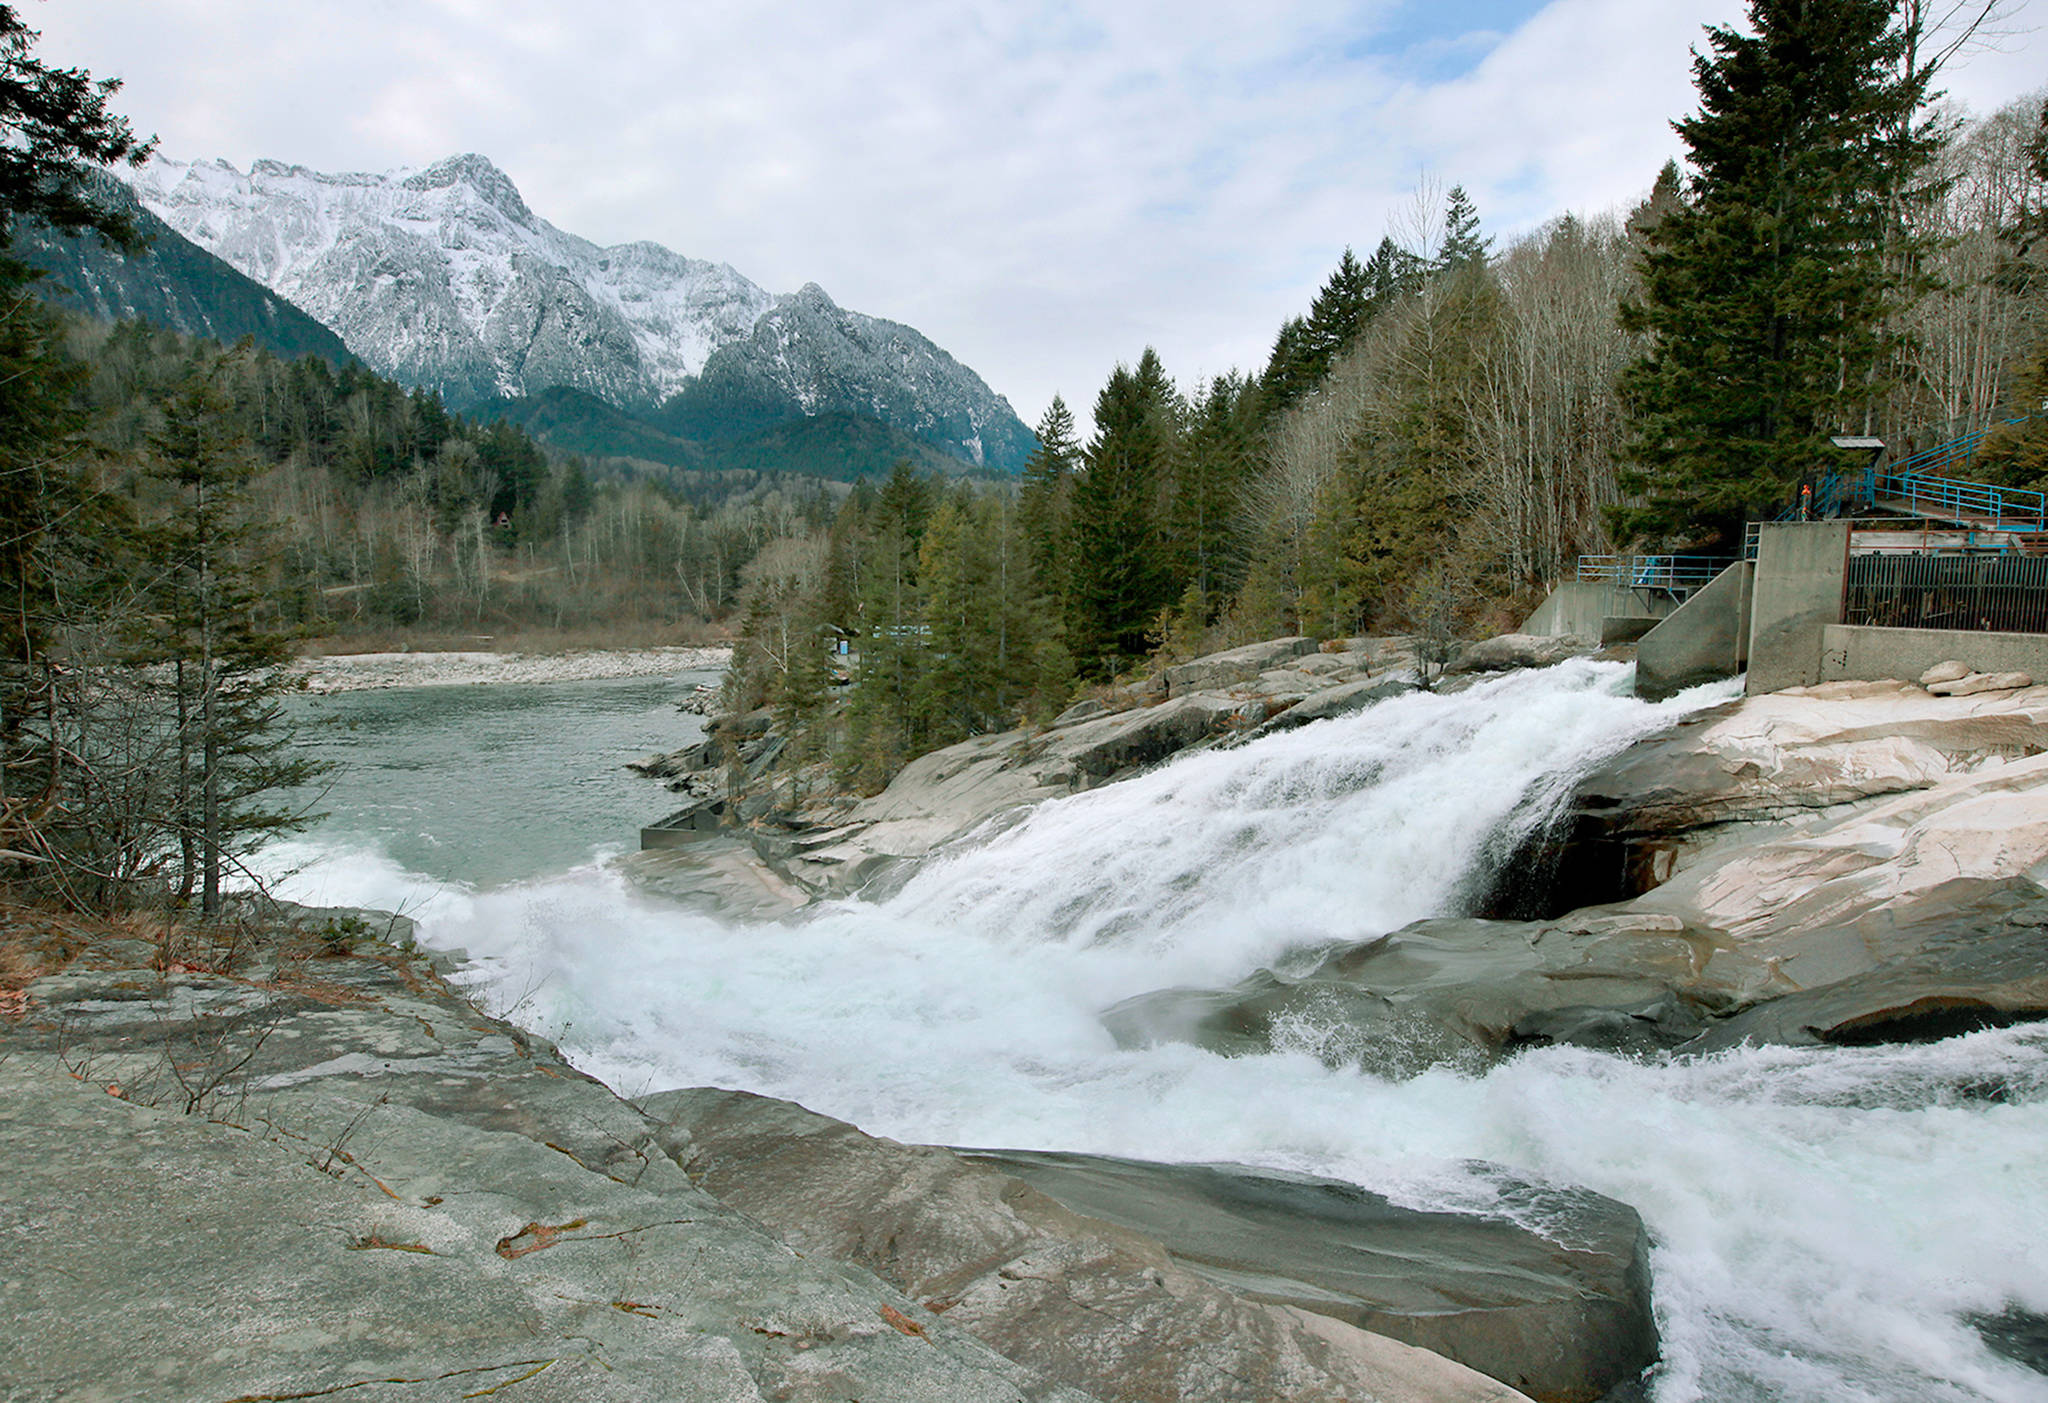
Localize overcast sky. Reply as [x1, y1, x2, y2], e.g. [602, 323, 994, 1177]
[27, 0, 2048, 429]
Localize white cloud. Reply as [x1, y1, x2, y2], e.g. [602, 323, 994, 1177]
[25, 0, 2048, 432]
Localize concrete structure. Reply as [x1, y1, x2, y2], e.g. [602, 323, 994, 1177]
[1818, 625, 2048, 684]
[1635, 561, 1752, 700]
[1520, 582, 1677, 643]
[1744, 522, 1852, 694]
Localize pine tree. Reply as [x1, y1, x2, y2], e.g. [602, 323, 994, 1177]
[1018, 396, 1080, 611]
[1169, 374, 1255, 614]
[1437, 186, 1494, 272]
[0, 4, 153, 246]
[838, 463, 933, 789]
[1614, 0, 1941, 547]
[1067, 354, 1175, 672]
[1302, 247, 1374, 372]
[139, 362, 322, 914]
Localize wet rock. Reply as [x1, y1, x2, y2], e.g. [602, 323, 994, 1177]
[1685, 878, 2048, 1052]
[4, 938, 1088, 1403]
[1102, 916, 1728, 1074]
[1971, 1305, 2048, 1376]
[968, 1151, 1659, 1403]
[628, 738, 711, 777]
[1240, 676, 1419, 739]
[1552, 683, 2048, 914]
[643, 1087, 1549, 1403]
[1447, 635, 1593, 676]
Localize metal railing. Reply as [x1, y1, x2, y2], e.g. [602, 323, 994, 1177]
[1889, 414, 2033, 479]
[1864, 467, 2047, 529]
[1843, 552, 2048, 635]
[1576, 555, 1735, 590]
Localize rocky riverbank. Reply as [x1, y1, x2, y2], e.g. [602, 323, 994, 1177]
[2, 905, 1628, 1402]
[292, 644, 730, 693]
[625, 634, 1493, 910]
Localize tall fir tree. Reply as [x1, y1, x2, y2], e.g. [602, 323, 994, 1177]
[139, 362, 322, 914]
[1017, 396, 1080, 615]
[1437, 186, 1493, 272]
[1067, 353, 1175, 672]
[1614, 0, 1941, 547]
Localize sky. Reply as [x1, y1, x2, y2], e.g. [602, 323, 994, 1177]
[26, 0, 2048, 431]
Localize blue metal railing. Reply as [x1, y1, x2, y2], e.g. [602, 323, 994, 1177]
[1863, 466, 2046, 529]
[1577, 555, 1736, 590]
[1890, 415, 2031, 479]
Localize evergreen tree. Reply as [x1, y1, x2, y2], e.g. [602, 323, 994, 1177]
[1364, 236, 1423, 302]
[1614, 0, 1941, 547]
[1068, 354, 1175, 671]
[1302, 247, 1375, 372]
[1258, 315, 1318, 416]
[1169, 374, 1255, 614]
[1437, 186, 1493, 272]
[839, 463, 933, 789]
[1017, 396, 1080, 611]
[139, 363, 322, 914]
[0, 4, 153, 246]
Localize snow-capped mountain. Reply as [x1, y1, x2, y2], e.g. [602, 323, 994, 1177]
[128, 154, 1032, 470]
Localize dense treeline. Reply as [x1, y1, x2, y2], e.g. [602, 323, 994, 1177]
[66, 320, 846, 640]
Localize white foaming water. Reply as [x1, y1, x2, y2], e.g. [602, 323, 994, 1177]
[269, 661, 2048, 1403]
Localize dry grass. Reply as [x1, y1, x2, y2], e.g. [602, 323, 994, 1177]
[1, 899, 111, 1012]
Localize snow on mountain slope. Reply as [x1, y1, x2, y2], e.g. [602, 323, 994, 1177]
[129, 154, 1032, 470]
[688, 283, 1039, 468]
[131, 154, 769, 408]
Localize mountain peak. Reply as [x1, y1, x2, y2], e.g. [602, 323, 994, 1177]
[402, 154, 532, 223]
[127, 152, 1036, 472]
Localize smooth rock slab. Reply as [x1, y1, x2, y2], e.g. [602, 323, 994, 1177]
[969, 1151, 1660, 1403]
[1448, 635, 1592, 675]
[1163, 636, 1320, 696]
[3, 944, 1089, 1403]
[645, 1087, 1542, 1403]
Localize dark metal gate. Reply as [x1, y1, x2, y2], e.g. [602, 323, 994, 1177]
[1843, 553, 2048, 634]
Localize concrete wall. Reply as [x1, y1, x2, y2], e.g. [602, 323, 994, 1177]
[1746, 522, 1850, 694]
[1819, 625, 2048, 684]
[1636, 561, 1753, 700]
[1521, 582, 1677, 641]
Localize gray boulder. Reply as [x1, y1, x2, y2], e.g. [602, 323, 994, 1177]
[1447, 635, 1592, 676]
[1239, 676, 1420, 740]
[644, 1087, 1550, 1403]
[970, 1150, 1659, 1403]
[1163, 636, 1321, 696]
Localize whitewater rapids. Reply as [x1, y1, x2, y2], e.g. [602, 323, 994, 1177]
[265, 660, 2048, 1403]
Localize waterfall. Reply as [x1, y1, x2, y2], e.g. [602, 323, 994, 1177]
[266, 660, 2048, 1403]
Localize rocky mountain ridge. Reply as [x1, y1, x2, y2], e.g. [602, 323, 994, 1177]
[5, 172, 352, 365]
[126, 153, 1034, 471]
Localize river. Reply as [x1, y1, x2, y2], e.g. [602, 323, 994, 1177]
[258, 659, 2048, 1403]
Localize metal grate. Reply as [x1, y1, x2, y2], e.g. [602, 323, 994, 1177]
[1843, 553, 2048, 635]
